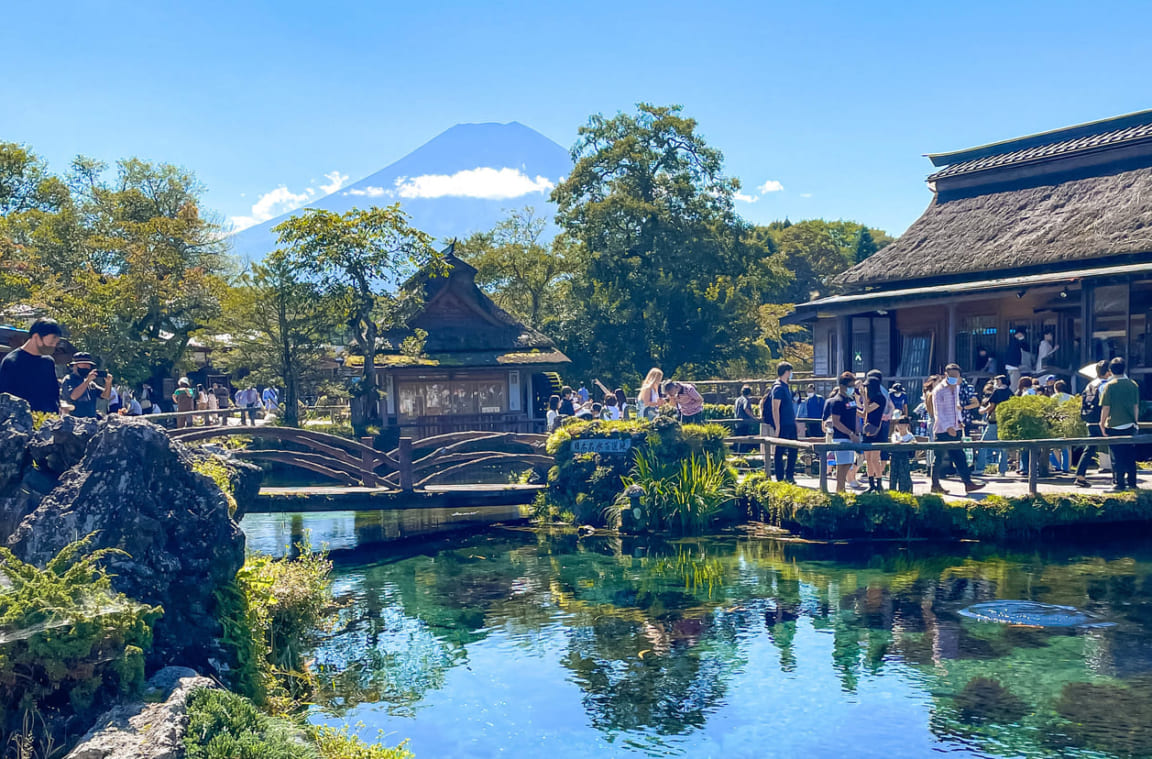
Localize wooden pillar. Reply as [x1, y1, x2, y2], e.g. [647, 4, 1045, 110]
[398, 437, 414, 492]
[1027, 444, 1038, 496]
[761, 422, 771, 473]
[360, 436, 377, 488]
[946, 303, 957, 366]
[817, 445, 829, 492]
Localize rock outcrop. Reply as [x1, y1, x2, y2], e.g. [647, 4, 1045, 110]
[65, 666, 215, 759]
[8, 416, 246, 668]
[0, 396, 255, 671]
[0, 394, 35, 538]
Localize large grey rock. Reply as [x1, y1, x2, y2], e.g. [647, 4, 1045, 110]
[66, 666, 215, 759]
[0, 394, 35, 539]
[8, 418, 246, 668]
[28, 414, 100, 476]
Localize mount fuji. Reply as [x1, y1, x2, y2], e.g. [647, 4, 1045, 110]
[228, 121, 572, 261]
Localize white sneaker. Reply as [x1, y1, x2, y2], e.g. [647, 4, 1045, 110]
[847, 481, 868, 491]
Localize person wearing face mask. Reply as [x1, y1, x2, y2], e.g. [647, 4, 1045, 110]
[974, 347, 997, 375]
[822, 371, 860, 493]
[1005, 328, 1032, 391]
[767, 362, 798, 483]
[974, 374, 1013, 475]
[0, 318, 64, 413]
[931, 363, 984, 494]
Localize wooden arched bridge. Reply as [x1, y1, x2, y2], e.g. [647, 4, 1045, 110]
[168, 425, 552, 493]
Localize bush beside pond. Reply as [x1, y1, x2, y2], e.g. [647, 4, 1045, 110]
[540, 417, 728, 526]
[738, 474, 1152, 539]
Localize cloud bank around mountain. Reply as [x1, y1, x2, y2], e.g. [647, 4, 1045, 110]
[344, 166, 555, 201]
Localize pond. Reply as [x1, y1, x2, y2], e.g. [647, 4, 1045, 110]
[243, 514, 1152, 758]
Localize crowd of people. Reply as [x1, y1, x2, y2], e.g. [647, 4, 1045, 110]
[0, 317, 280, 428]
[754, 357, 1142, 495]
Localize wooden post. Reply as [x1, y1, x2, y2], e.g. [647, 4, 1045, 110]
[360, 436, 377, 488]
[817, 445, 829, 493]
[1028, 443, 1038, 496]
[761, 422, 771, 473]
[398, 436, 414, 492]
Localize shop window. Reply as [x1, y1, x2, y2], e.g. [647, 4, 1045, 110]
[957, 315, 997, 374]
[1092, 284, 1128, 363]
[397, 373, 508, 420]
[1130, 281, 1152, 370]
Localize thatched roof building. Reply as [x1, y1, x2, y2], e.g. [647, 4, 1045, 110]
[790, 110, 1152, 394]
[370, 245, 569, 435]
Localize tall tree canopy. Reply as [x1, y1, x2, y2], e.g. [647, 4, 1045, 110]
[457, 207, 574, 329]
[0, 146, 231, 384]
[272, 205, 440, 427]
[551, 103, 779, 385]
[208, 253, 338, 426]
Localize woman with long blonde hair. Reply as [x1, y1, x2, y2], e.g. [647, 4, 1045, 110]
[638, 368, 663, 420]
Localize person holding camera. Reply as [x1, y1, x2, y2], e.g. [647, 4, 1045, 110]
[60, 352, 112, 418]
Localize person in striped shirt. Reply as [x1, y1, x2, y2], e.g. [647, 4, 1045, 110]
[931, 363, 984, 495]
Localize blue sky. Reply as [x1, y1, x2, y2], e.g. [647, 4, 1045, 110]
[3, 0, 1151, 237]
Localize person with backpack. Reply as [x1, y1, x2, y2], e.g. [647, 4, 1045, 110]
[1074, 361, 1110, 488]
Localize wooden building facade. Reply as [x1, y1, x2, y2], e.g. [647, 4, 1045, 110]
[791, 110, 1152, 397]
[369, 247, 570, 436]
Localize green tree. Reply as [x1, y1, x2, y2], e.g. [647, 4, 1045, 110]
[272, 205, 439, 428]
[457, 207, 574, 328]
[11, 156, 231, 384]
[854, 227, 879, 264]
[209, 254, 339, 426]
[551, 103, 777, 384]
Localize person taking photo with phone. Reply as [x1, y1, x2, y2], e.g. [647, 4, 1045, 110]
[60, 352, 113, 418]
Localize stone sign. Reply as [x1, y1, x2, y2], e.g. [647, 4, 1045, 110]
[571, 438, 633, 455]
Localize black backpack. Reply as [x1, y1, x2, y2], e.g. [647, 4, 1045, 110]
[1080, 380, 1103, 422]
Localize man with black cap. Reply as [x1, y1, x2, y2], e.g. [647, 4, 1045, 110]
[0, 317, 64, 413]
[60, 352, 113, 418]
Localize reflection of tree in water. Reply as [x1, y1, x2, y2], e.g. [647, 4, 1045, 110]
[562, 611, 742, 735]
[305, 530, 1152, 752]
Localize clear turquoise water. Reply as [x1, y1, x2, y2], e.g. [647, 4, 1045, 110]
[243, 514, 1152, 759]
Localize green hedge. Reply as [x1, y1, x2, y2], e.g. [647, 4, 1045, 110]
[738, 473, 1152, 540]
[541, 417, 728, 525]
[997, 395, 1087, 440]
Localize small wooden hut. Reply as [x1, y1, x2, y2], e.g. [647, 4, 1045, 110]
[369, 246, 570, 436]
[790, 109, 1152, 396]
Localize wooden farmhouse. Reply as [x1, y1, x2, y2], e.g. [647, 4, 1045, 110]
[789, 109, 1152, 397]
[366, 246, 570, 436]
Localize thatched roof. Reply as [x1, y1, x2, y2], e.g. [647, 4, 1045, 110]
[379, 245, 569, 367]
[835, 163, 1152, 290]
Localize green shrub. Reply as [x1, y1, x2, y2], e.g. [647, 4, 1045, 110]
[216, 541, 332, 705]
[702, 403, 735, 420]
[0, 535, 160, 734]
[184, 688, 312, 759]
[737, 474, 1152, 539]
[184, 689, 413, 759]
[996, 395, 1056, 440]
[613, 447, 737, 533]
[542, 418, 729, 527]
[996, 395, 1086, 441]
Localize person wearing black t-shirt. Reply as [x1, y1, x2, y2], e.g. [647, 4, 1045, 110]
[822, 372, 860, 492]
[0, 318, 63, 413]
[974, 374, 1013, 475]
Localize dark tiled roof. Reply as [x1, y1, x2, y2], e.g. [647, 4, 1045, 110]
[928, 122, 1152, 181]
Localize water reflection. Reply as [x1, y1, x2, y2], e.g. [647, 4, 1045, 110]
[307, 529, 1152, 758]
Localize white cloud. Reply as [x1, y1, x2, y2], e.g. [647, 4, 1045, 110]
[319, 171, 348, 194]
[230, 185, 314, 232]
[346, 186, 393, 198]
[757, 179, 784, 194]
[230, 169, 347, 232]
[393, 167, 554, 200]
[733, 191, 759, 204]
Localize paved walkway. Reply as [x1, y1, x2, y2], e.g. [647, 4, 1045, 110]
[783, 469, 1146, 500]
